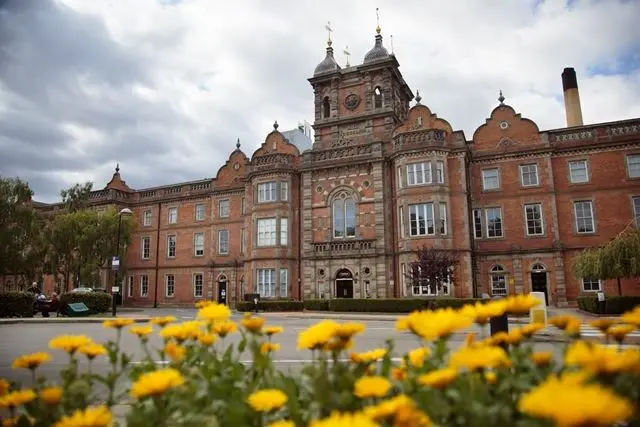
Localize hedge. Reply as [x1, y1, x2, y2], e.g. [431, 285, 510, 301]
[236, 300, 304, 312]
[577, 295, 640, 315]
[236, 298, 482, 313]
[0, 292, 35, 318]
[59, 292, 112, 315]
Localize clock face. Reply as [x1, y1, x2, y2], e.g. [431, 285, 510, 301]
[344, 93, 361, 110]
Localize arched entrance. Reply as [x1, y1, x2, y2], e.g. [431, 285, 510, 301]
[217, 274, 228, 305]
[530, 263, 548, 306]
[335, 269, 354, 299]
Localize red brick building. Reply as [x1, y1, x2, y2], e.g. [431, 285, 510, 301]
[35, 31, 640, 307]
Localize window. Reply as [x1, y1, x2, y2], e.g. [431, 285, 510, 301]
[397, 166, 402, 189]
[399, 206, 405, 238]
[168, 207, 178, 224]
[482, 168, 500, 190]
[167, 235, 176, 258]
[485, 207, 503, 238]
[410, 265, 452, 296]
[439, 203, 447, 235]
[194, 233, 204, 256]
[143, 210, 152, 226]
[407, 162, 432, 186]
[257, 218, 277, 246]
[582, 278, 601, 292]
[218, 200, 229, 218]
[165, 274, 175, 297]
[490, 265, 507, 296]
[473, 209, 483, 239]
[332, 194, 356, 238]
[634, 197, 640, 226]
[524, 203, 544, 236]
[240, 228, 246, 254]
[520, 164, 539, 187]
[141, 237, 151, 259]
[280, 218, 288, 245]
[280, 269, 288, 298]
[280, 181, 289, 201]
[218, 230, 229, 254]
[257, 269, 276, 298]
[323, 96, 330, 118]
[140, 275, 149, 297]
[127, 276, 134, 297]
[374, 86, 382, 108]
[435, 161, 445, 184]
[574, 201, 595, 233]
[409, 203, 435, 236]
[569, 160, 589, 183]
[195, 203, 206, 221]
[258, 182, 277, 203]
[193, 274, 204, 297]
[627, 154, 640, 178]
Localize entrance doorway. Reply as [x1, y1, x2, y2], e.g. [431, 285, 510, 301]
[335, 269, 354, 299]
[530, 264, 548, 305]
[218, 275, 228, 305]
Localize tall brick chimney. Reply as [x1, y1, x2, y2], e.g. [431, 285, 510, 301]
[561, 67, 583, 127]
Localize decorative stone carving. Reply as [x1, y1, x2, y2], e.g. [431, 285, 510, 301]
[496, 138, 516, 149]
[312, 144, 372, 162]
[393, 129, 446, 149]
[344, 93, 361, 111]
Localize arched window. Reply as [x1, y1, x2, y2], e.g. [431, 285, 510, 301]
[332, 192, 356, 238]
[531, 263, 546, 273]
[490, 265, 507, 296]
[323, 96, 330, 118]
[374, 86, 382, 108]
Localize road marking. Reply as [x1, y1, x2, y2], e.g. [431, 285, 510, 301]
[579, 325, 640, 338]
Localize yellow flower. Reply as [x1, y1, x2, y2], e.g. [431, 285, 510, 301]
[408, 347, 431, 368]
[354, 376, 391, 399]
[461, 300, 507, 325]
[504, 294, 541, 314]
[12, 352, 51, 370]
[463, 332, 476, 346]
[53, 405, 112, 427]
[549, 315, 581, 331]
[78, 343, 107, 360]
[267, 421, 295, 427]
[505, 328, 524, 346]
[49, 335, 93, 354]
[606, 324, 637, 343]
[160, 322, 202, 343]
[364, 394, 414, 420]
[297, 320, 339, 350]
[198, 333, 217, 346]
[103, 318, 135, 329]
[40, 386, 63, 405]
[212, 320, 238, 337]
[260, 342, 281, 354]
[391, 367, 406, 381]
[264, 326, 284, 336]
[565, 341, 640, 374]
[397, 308, 472, 341]
[520, 322, 545, 338]
[518, 373, 634, 427]
[350, 348, 387, 364]
[0, 378, 9, 396]
[486, 331, 509, 347]
[450, 345, 510, 371]
[247, 389, 288, 412]
[621, 306, 640, 327]
[530, 351, 553, 366]
[484, 371, 497, 384]
[130, 368, 185, 399]
[334, 322, 366, 340]
[242, 316, 265, 333]
[149, 316, 176, 327]
[310, 411, 379, 427]
[325, 338, 353, 352]
[165, 341, 186, 362]
[394, 406, 431, 427]
[129, 325, 153, 338]
[0, 389, 37, 408]
[589, 318, 619, 334]
[198, 302, 231, 322]
[418, 368, 457, 389]
[195, 300, 213, 309]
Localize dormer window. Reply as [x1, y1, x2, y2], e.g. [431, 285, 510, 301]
[323, 96, 330, 118]
[374, 87, 382, 108]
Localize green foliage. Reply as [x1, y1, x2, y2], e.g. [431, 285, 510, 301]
[237, 300, 304, 312]
[60, 182, 93, 212]
[59, 292, 112, 315]
[236, 298, 483, 313]
[577, 295, 640, 314]
[303, 299, 330, 311]
[0, 291, 34, 318]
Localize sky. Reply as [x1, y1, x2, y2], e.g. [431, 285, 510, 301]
[1, 0, 639, 203]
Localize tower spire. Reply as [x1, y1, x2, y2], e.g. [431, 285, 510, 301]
[376, 7, 381, 34]
[325, 21, 333, 46]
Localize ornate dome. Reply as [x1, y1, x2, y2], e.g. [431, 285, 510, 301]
[314, 44, 341, 76]
[363, 33, 390, 63]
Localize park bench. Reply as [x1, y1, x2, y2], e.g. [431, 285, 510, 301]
[34, 300, 61, 317]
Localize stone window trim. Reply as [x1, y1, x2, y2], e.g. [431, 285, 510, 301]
[581, 277, 602, 292]
[572, 199, 597, 235]
[327, 186, 360, 240]
[567, 159, 590, 185]
[403, 199, 449, 239]
[256, 181, 277, 203]
[490, 265, 508, 296]
[519, 163, 540, 187]
[140, 275, 149, 297]
[165, 274, 175, 298]
[523, 202, 546, 237]
[626, 153, 640, 179]
[192, 272, 205, 298]
[256, 217, 278, 247]
[481, 167, 501, 192]
[407, 162, 432, 186]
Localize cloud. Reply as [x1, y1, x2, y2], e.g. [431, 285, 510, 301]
[1, 0, 639, 202]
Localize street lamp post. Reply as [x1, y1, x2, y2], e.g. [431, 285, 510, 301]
[112, 208, 133, 317]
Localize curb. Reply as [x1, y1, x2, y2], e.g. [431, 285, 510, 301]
[0, 317, 151, 325]
[264, 312, 530, 324]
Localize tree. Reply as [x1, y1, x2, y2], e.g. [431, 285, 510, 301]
[573, 225, 640, 296]
[60, 182, 93, 212]
[406, 246, 459, 296]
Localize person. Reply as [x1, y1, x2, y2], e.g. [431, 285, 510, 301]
[27, 282, 39, 295]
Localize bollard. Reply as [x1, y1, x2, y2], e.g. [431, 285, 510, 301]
[489, 296, 509, 350]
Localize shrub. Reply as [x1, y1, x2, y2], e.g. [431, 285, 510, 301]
[0, 292, 34, 318]
[303, 299, 329, 311]
[578, 295, 640, 315]
[59, 291, 111, 315]
[236, 300, 304, 312]
[326, 298, 482, 313]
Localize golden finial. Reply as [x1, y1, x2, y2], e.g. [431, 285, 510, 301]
[343, 45, 351, 67]
[376, 7, 381, 34]
[325, 21, 333, 46]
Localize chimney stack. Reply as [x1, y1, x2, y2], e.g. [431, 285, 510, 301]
[561, 67, 583, 127]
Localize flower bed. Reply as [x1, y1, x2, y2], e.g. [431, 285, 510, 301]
[1, 297, 640, 426]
